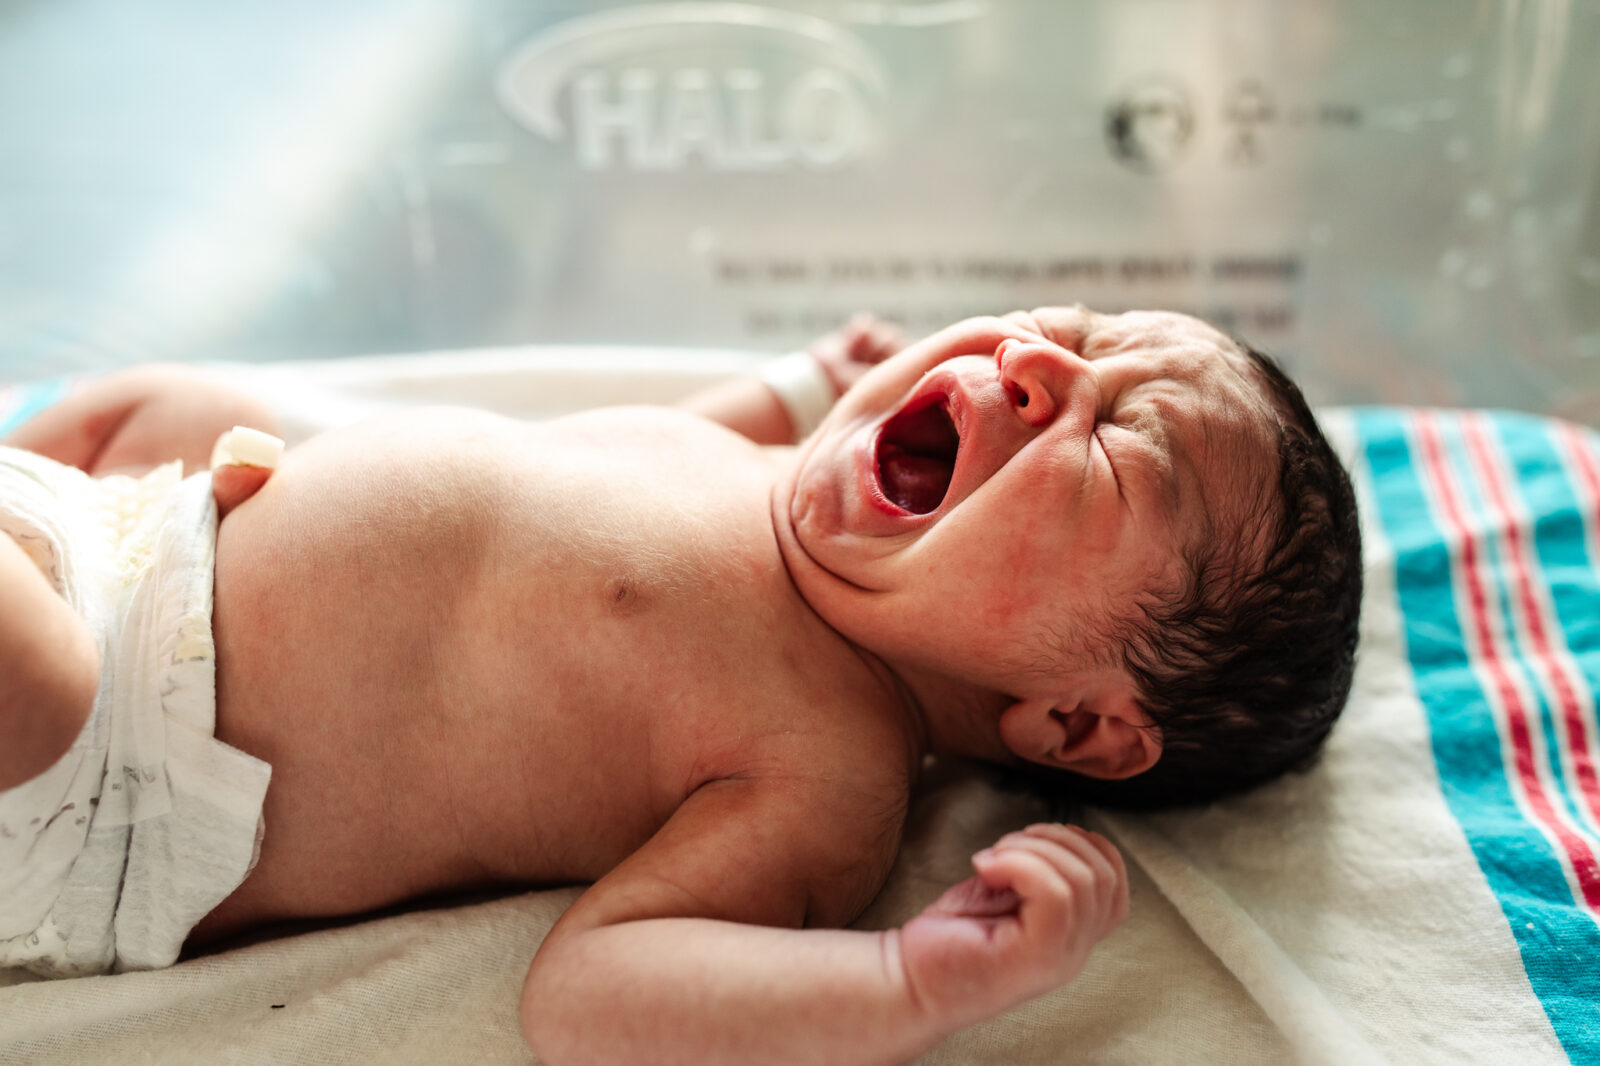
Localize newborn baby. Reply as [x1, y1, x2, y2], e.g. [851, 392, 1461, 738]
[0, 307, 1361, 1065]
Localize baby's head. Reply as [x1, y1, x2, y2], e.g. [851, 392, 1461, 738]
[773, 306, 1361, 809]
[1057, 335, 1361, 808]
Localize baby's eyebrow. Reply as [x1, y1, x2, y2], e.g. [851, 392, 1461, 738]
[1182, 403, 1235, 538]
[1120, 400, 1166, 444]
[1139, 393, 1190, 518]
[1114, 400, 1183, 519]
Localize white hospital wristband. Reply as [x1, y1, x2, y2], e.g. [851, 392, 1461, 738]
[760, 352, 837, 442]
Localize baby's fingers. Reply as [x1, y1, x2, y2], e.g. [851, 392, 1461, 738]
[1073, 827, 1131, 923]
[845, 316, 905, 365]
[972, 844, 1079, 942]
[1011, 824, 1125, 884]
[988, 825, 1126, 925]
[1039, 825, 1130, 924]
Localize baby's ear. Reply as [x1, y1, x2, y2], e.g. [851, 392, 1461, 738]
[998, 683, 1160, 780]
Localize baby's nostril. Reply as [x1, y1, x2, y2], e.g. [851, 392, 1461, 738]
[1017, 391, 1030, 408]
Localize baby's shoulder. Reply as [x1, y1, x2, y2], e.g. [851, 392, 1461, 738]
[694, 754, 911, 927]
[791, 743, 914, 922]
[708, 688, 917, 920]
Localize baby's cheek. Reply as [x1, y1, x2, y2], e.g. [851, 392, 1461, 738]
[977, 595, 1032, 631]
[991, 528, 1059, 606]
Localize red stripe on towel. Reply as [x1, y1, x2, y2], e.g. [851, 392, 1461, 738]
[1557, 419, 1600, 587]
[1461, 413, 1600, 832]
[1416, 412, 1600, 912]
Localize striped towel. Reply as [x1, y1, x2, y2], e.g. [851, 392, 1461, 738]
[1356, 407, 1600, 1056]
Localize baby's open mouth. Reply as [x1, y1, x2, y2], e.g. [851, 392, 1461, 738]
[875, 395, 959, 515]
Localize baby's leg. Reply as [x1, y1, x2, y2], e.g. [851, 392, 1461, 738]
[3, 363, 280, 477]
[0, 531, 99, 790]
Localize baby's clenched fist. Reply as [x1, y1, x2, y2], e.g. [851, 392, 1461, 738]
[893, 823, 1129, 1028]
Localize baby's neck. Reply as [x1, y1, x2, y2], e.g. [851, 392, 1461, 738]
[868, 653, 1014, 765]
[760, 448, 1014, 766]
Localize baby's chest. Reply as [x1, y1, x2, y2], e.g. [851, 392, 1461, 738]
[472, 440, 798, 692]
[473, 554, 827, 767]
[444, 596, 909, 890]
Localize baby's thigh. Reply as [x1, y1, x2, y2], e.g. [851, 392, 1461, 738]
[0, 530, 99, 790]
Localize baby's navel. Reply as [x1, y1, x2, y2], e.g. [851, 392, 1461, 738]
[605, 577, 646, 616]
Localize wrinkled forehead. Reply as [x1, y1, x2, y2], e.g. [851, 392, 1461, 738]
[1086, 308, 1273, 427]
[1083, 310, 1258, 380]
[1088, 310, 1283, 545]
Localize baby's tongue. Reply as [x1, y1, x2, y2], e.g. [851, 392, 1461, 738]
[880, 448, 952, 515]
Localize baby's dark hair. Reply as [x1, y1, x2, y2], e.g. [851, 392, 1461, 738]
[1038, 341, 1363, 810]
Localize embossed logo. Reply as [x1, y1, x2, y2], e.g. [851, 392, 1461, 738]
[498, 3, 887, 172]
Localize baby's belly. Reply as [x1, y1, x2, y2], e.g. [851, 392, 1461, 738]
[203, 410, 669, 931]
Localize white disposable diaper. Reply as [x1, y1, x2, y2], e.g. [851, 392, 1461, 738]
[0, 447, 271, 977]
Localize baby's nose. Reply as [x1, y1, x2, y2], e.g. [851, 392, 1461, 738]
[995, 339, 1095, 428]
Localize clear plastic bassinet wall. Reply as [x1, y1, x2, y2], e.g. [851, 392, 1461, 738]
[1, 0, 1598, 417]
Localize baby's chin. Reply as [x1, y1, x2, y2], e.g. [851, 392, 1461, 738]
[786, 426, 860, 540]
[772, 468, 897, 639]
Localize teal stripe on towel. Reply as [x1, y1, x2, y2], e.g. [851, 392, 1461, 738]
[1489, 416, 1599, 831]
[1445, 415, 1586, 833]
[1358, 407, 1600, 1062]
[1491, 414, 1600, 1052]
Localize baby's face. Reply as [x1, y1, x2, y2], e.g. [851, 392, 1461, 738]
[772, 307, 1280, 699]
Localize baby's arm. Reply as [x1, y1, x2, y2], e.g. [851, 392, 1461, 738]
[680, 315, 904, 445]
[0, 532, 99, 789]
[521, 779, 1127, 1066]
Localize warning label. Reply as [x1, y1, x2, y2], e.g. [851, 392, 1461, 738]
[710, 252, 1302, 339]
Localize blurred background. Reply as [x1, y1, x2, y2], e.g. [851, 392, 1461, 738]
[0, 0, 1597, 416]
